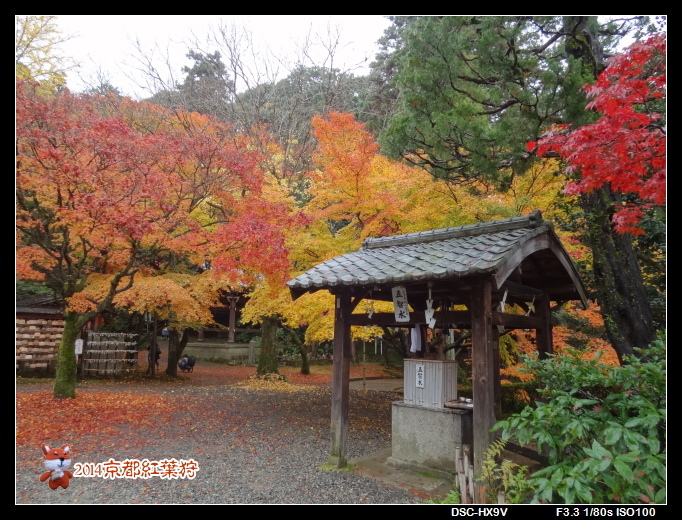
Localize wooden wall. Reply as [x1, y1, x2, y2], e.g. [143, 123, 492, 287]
[16, 313, 64, 377]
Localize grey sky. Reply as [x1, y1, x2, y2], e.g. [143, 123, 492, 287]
[55, 15, 393, 99]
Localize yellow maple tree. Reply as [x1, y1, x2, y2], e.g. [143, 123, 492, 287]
[15, 15, 72, 95]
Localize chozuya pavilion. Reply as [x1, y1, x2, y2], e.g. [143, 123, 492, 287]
[287, 210, 587, 477]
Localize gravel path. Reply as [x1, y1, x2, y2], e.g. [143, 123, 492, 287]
[16, 365, 423, 505]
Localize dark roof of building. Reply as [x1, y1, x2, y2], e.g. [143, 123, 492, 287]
[287, 210, 587, 305]
[16, 295, 64, 316]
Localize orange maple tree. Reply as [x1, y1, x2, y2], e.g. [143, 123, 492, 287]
[249, 112, 610, 368]
[308, 111, 426, 239]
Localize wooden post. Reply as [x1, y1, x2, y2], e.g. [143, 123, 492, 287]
[491, 327, 502, 420]
[362, 340, 366, 394]
[471, 277, 496, 478]
[330, 291, 351, 468]
[474, 483, 488, 504]
[536, 296, 553, 359]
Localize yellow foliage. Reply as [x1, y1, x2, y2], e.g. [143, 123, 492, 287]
[66, 272, 230, 327]
[309, 114, 573, 245]
[242, 279, 392, 345]
[248, 114, 586, 349]
[15, 15, 71, 94]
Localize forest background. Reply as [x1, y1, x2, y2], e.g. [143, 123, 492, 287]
[16, 16, 666, 398]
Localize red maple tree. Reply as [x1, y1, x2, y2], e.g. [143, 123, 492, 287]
[529, 34, 666, 234]
[16, 81, 295, 396]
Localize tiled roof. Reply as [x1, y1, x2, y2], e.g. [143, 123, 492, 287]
[287, 210, 581, 300]
[15, 295, 64, 315]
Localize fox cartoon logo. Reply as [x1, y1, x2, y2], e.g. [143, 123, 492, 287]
[39, 444, 73, 490]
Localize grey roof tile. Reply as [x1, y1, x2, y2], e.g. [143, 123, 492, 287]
[287, 210, 571, 293]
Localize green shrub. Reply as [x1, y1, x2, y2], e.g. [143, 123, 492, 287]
[493, 337, 666, 504]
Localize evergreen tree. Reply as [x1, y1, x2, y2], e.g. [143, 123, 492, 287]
[177, 50, 234, 115]
[377, 16, 663, 362]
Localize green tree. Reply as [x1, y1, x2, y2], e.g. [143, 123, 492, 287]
[358, 16, 416, 135]
[236, 65, 372, 196]
[377, 16, 662, 363]
[15, 15, 72, 94]
[146, 50, 233, 115]
[178, 50, 234, 114]
[86, 80, 123, 98]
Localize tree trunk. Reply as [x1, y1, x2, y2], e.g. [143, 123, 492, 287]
[53, 311, 80, 398]
[437, 332, 446, 360]
[566, 21, 657, 364]
[380, 326, 409, 362]
[580, 189, 656, 363]
[256, 315, 280, 375]
[283, 325, 310, 375]
[299, 343, 310, 375]
[149, 312, 158, 376]
[166, 328, 190, 376]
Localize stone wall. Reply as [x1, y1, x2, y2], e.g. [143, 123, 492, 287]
[388, 402, 473, 477]
[182, 341, 259, 364]
[16, 313, 64, 377]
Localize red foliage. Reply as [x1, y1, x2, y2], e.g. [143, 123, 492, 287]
[16, 81, 297, 306]
[530, 34, 666, 234]
[16, 363, 394, 449]
[16, 391, 177, 448]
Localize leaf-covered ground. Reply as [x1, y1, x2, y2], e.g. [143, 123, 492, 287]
[16, 361, 398, 448]
[16, 361, 414, 504]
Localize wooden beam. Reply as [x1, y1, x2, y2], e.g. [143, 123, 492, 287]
[350, 291, 369, 313]
[348, 310, 542, 331]
[498, 281, 546, 299]
[471, 277, 496, 479]
[347, 310, 471, 327]
[494, 234, 552, 289]
[330, 291, 351, 468]
[491, 312, 543, 330]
